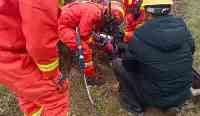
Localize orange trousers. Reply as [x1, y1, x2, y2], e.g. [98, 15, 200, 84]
[0, 50, 69, 116]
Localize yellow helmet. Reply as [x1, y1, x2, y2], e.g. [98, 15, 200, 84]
[142, 0, 173, 7]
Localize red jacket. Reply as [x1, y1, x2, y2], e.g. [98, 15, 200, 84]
[59, 2, 103, 42]
[0, 0, 60, 72]
[58, 2, 104, 78]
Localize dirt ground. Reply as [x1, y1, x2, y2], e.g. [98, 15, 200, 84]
[0, 0, 200, 116]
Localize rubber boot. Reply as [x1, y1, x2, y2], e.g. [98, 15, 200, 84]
[86, 76, 105, 86]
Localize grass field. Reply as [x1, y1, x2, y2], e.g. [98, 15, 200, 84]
[0, 0, 199, 116]
[184, 0, 200, 70]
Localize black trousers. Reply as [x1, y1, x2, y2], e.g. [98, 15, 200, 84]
[112, 59, 144, 113]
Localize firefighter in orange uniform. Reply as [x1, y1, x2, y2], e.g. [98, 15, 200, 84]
[58, 1, 124, 85]
[0, 0, 69, 115]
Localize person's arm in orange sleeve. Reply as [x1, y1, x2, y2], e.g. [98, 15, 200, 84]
[19, 0, 60, 79]
[124, 13, 137, 43]
[79, 9, 102, 78]
[58, 9, 77, 53]
[123, 10, 145, 43]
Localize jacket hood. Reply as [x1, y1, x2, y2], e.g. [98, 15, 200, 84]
[135, 15, 189, 52]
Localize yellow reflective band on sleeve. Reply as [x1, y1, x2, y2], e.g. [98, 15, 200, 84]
[37, 58, 59, 72]
[32, 107, 43, 116]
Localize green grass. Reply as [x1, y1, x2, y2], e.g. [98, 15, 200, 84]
[0, 86, 22, 116]
[184, 0, 200, 70]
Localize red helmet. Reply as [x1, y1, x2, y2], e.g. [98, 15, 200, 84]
[123, 0, 143, 12]
[110, 1, 125, 23]
[101, 1, 124, 24]
[100, 1, 124, 34]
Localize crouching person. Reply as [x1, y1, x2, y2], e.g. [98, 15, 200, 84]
[58, 1, 124, 85]
[112, 0, 195, 115]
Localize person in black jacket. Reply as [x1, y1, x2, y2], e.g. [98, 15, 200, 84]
[113, 0, 195, 115]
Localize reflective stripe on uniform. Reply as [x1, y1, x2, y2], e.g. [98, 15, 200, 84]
[37, 58, 59, 72]
[32, 107, 43, 116]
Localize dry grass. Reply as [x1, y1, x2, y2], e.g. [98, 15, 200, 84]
[184, 0, 200, 70]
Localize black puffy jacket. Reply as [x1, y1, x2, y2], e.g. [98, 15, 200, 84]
[122, 15, 194, 108]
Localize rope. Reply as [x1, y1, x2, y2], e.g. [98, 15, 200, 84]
[76, 28, 101, 116]
[83, 74, 95, 105]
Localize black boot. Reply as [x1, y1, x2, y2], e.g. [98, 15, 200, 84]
[86, 77, 105, 86]
[119, 93, 144, 114]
